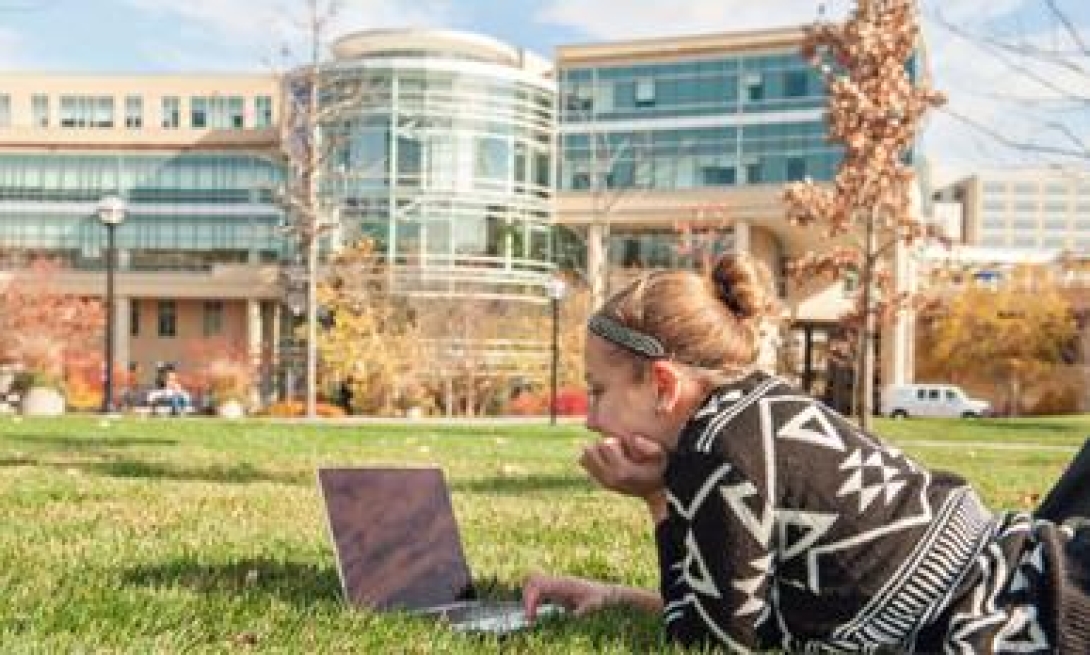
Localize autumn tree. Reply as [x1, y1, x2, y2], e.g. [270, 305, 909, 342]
[276, 0, 389, 418]
[783, 0, 947, 430]
[917, 273, 1078, 416]
[0, 259, 104, 388]
[315, 240, 427, 415]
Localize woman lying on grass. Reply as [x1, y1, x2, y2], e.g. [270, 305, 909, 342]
[523, 252, 1090, 653]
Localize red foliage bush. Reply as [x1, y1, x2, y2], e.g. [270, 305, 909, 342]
[506, 387, 587, 416]
[507, 391, 547, 416]
[553, 387, 588, 416]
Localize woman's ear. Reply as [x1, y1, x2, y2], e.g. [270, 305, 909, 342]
[649, 360, 682, 412]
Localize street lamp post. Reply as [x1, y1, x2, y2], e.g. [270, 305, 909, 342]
[547, 276, 567, 425]
[96, 195, 127, 414]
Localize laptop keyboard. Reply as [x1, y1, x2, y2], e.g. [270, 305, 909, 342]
[425, 600, 563, 634]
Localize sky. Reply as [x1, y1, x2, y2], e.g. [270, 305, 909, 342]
[1, 0, 1089, 181]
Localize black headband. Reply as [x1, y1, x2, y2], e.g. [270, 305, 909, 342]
[587, 313, 667, 360]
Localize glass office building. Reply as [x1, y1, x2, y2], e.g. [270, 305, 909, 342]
[555, 28, 912, 408]
[316, 29, 556, 300]
[557, 32, 842, 272]
[0, 152, 283, 270]
[0, 73, 285, 389]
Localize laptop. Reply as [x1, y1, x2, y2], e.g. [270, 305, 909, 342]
[316, 466, 561, 634]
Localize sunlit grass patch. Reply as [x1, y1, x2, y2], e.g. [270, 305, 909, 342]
[0, 414, 1086, 652]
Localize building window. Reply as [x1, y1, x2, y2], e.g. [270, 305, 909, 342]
[564, 84, 594, 112]
[59, 95, 113, 128]
[189, 95, 246, 129]
[228, 96, 244, 128]
[94, 96, 113, 128]
[254, 95, 273, 128]
[130, 300, 140, 337]
[786, 157, 807, 181]
[191, 97, 208, 128]
[125, 95, 142, 129]
[701, 166, 735, 186]
[158, 300, 177, 337]
[784, 70, 809, 98]
[745, 161, 763, 184]
[743, 73, 764, 101]
[0, 94, 10, 127]
[635, 77, 656, 107]
[161, 96, 180, 129]
[31, 94, 49, 127]
[203, 300, 224, 336]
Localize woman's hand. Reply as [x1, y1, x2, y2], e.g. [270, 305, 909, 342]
[522, 573, 617, 620]
[579, 433, 667, 501]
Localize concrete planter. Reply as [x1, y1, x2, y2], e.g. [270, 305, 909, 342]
[21, 386, 65, 417]
[216, 399, 245, 419]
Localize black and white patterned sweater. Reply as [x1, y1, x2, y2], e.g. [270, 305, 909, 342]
[656, 371, 1090, 653]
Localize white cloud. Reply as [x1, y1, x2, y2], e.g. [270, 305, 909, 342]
[921, 0, 1028, 24]
[534, 0, 1032, 41]
[535, 0, 853, 39]
[920, 5, 1090, 173]
[120, 0, 455, 68]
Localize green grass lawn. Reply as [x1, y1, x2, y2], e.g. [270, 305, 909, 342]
[1, 414, 1087, 653]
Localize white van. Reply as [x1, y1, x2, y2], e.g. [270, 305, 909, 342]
[881, 384, 991, 419]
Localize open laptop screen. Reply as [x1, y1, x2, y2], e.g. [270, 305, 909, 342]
[318, 467, 476, 610]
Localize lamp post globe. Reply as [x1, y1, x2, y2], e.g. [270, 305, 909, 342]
[96, 195, 127, 414]
[546, 276, 566, 426]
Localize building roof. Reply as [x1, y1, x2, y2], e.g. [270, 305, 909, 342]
[555, 25, 808, 66]
[331, 28, 550, 74]
[918, 244, 1064, 266]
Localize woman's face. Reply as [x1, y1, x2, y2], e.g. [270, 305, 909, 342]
[583, 334, 670, 448]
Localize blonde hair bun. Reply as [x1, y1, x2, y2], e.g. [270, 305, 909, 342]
[710, 253, 776, 321]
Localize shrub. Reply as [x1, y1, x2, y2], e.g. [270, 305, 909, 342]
[261, 401, 347, 418]
[505, 387, 587, 416]
[507, 391, 547, 416]
[1028, 386, 1081, 416]
[554, 387, 588, 416]
[64, 375, 102, 412]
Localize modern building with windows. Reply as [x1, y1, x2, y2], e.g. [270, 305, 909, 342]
[0, 30, 558, 401]
[933, 168, 1090, 252]
[1, 26, 923, 411]
[554, 28, 915, 407]
[316, 29, 557, 300]
[0, 73, 286, 391]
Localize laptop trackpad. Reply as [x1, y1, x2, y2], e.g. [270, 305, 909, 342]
[421, 600, 564, 634]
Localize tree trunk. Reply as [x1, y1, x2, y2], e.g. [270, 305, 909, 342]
[856, 212, 878, 433]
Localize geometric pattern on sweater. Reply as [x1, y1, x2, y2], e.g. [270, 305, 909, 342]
[828, 487, 995, 648]
[659, 375, 998, 652]
[943, 514, 1053, 654]
[836, 448, 909, 513]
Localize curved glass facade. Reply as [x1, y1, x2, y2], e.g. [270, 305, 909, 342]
[317, 30, 556, 301]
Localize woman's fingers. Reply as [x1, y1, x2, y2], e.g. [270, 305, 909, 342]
[523, 574, 592, 620]
[626, 434, 666, 463]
